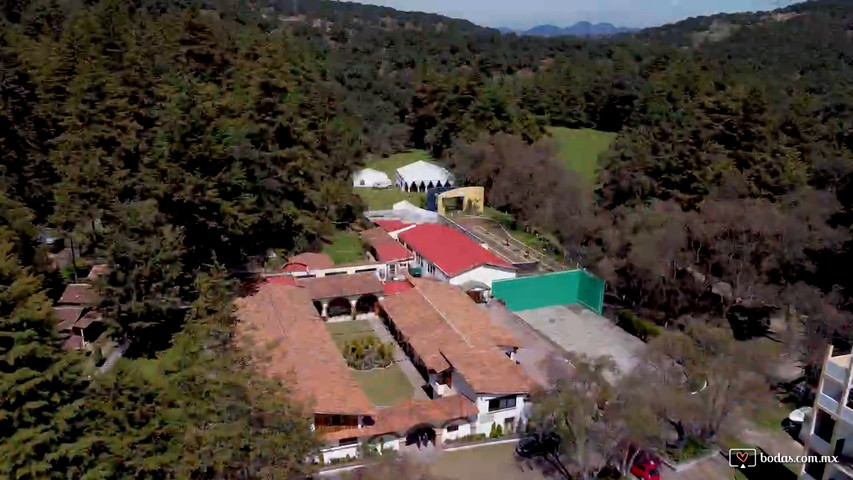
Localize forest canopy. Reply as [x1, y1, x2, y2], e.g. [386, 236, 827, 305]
[3, 0, 853, 476]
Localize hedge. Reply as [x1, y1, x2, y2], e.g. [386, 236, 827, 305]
[616, 310, 661, 342]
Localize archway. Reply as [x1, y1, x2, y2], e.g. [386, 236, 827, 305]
[355, 294, 378, 315]
[435, 180, 443, 188]
[312, 300, 323, 316]
[327, 297, 352, 318]
[404, 424, 436, 447]
[427, 181, 435, 190]
[418, 182, 426, 193]
[410, 181, 418, 192]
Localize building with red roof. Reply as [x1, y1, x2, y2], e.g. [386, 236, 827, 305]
[373, 219, 412, 234]
[398, 224, 516, 289]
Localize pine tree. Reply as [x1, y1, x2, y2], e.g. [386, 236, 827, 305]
[0, 225, 88, 479]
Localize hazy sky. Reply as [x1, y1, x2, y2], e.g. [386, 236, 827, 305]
[360, 0, 794, 29]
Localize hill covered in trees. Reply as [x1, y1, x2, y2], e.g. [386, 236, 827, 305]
[3, 0, 853, 476]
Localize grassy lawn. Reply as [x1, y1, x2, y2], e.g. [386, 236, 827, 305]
[355, 188, 425, 210]
[431, 442, 548, 480]
[548, 127, 617, 187]
[355, 150, 432, 210]
[351, 365, 414, 406]
[364, 150, 432, 177]
[322, 231, 364, 264]
[325, 320, 375, 348]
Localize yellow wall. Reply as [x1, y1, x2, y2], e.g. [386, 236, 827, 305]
[437, 186, 485, 216]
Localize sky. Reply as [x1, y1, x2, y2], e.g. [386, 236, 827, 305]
[360, 0, 796, 29]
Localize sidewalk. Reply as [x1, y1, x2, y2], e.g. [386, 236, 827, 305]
[366, 315, 429, 400]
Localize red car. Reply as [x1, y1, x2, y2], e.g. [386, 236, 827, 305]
[630, 451, 661, 480]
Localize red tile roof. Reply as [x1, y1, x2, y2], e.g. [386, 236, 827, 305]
[360, 228, 412, 262]
[57, 284, 98, 306]
[283, 252, 335, 272]
[296, 272, 384, 300]
[383, 280, 414, 296]
[54, 306, 84, 330]
[373, 219, 411, 233]
[265, 276, 297, 285]
[235, 283, 374, 416]
[321, 395, 478, 441]
[379, 279, 532, 395]
[398, 224, 513, 277]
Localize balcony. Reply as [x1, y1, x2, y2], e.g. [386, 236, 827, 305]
[818, 392, 840, 413]
[828, 354, 853, 384]
[809, 433, 831, 455]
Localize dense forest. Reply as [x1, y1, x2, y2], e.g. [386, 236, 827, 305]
[3, 0, 853, 476]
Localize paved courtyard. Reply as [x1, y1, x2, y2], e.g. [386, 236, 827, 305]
[514, 305, 646, 376]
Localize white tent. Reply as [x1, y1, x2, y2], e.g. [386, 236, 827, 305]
[353, 168, 392, 188]
[394, 160, 453, 192]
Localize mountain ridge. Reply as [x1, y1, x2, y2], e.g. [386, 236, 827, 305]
[499, 21, 637, 37]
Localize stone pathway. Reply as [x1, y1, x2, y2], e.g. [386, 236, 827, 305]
[366, 315, 429, 400]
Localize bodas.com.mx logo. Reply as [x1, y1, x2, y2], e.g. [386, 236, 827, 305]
[729, 448, 757, 469]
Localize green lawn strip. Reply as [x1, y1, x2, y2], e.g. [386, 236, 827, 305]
[547, 127, 616, 187]
[751, 397, 797, 431]
[351, 364, 414, 406]
[364, 150, 432, 177]
[322, 231, 364, 264]
[325, 320, 375, 348]
[355, 188, 425, 210]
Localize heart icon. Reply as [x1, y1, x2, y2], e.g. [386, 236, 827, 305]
[736, 452, 748, 463]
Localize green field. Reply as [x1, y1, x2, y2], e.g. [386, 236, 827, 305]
[364, 149, 432, 177]
[322, 231, 364, 264]
[351, 365, 414, 406]
[354, 150, 432, 210]
[548, 127, 617, 186]
[325, 320, 376, 348]
[355, 189, 425, 210]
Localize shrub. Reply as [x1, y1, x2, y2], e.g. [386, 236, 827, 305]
[617, 310, 661, 342]
[666, 436, 708, 463]
[342, 334, 395, 369]
[445, 433, 487, 445]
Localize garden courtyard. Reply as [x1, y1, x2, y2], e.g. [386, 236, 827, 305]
[325, 320, 417, 406]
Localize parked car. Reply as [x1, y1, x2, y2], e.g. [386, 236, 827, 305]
[630, 451, 662, 480]
[515, 432, 561, 459]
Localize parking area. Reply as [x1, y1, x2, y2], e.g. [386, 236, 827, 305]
[514, 305, 646, 376]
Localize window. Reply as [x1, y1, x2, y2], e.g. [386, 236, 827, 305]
[389, 263, 397, 276]
[427, 263, 436, 275]
[504, 417, 515, 429]
[446, 424, 459, 432]
[339, 437, 358, 446]
[488, 395, 517, 412]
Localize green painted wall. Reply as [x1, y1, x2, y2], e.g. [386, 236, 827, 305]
[492, 270, 604, 314]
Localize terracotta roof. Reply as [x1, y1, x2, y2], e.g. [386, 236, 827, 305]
[296, 272, 384, 300]
[379, 280, 532, 395]
[235, 283, 374, 416]
[57, 284, 98, 306]
[54, 306, 84, 330]
[373, 219, 412, 233]
[321, 395, 478, 441]
[398, 224, 514, 277]
[87, 264, 109, 281]
[415, 280, 519, 348]
[284, 252, 335, 272]
[360, 228, 412, 262]
[383, 280, 414, 296]
[265, 276, 297, 286]
[75, 310, 102, 329]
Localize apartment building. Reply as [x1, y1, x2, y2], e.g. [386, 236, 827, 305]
[800, 345, 853, 480]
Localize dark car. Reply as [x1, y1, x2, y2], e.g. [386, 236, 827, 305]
[515, 432, 561, 459]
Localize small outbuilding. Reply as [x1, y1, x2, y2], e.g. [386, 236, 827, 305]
[353, 168, 392, 188]
[394, 161, 453, 193]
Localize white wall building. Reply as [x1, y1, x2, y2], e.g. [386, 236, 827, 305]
[800, 345, 853, 480]
[397, 223, 516, 289]
[353, 168, 392, 188]
[394, 160, 453, 192]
